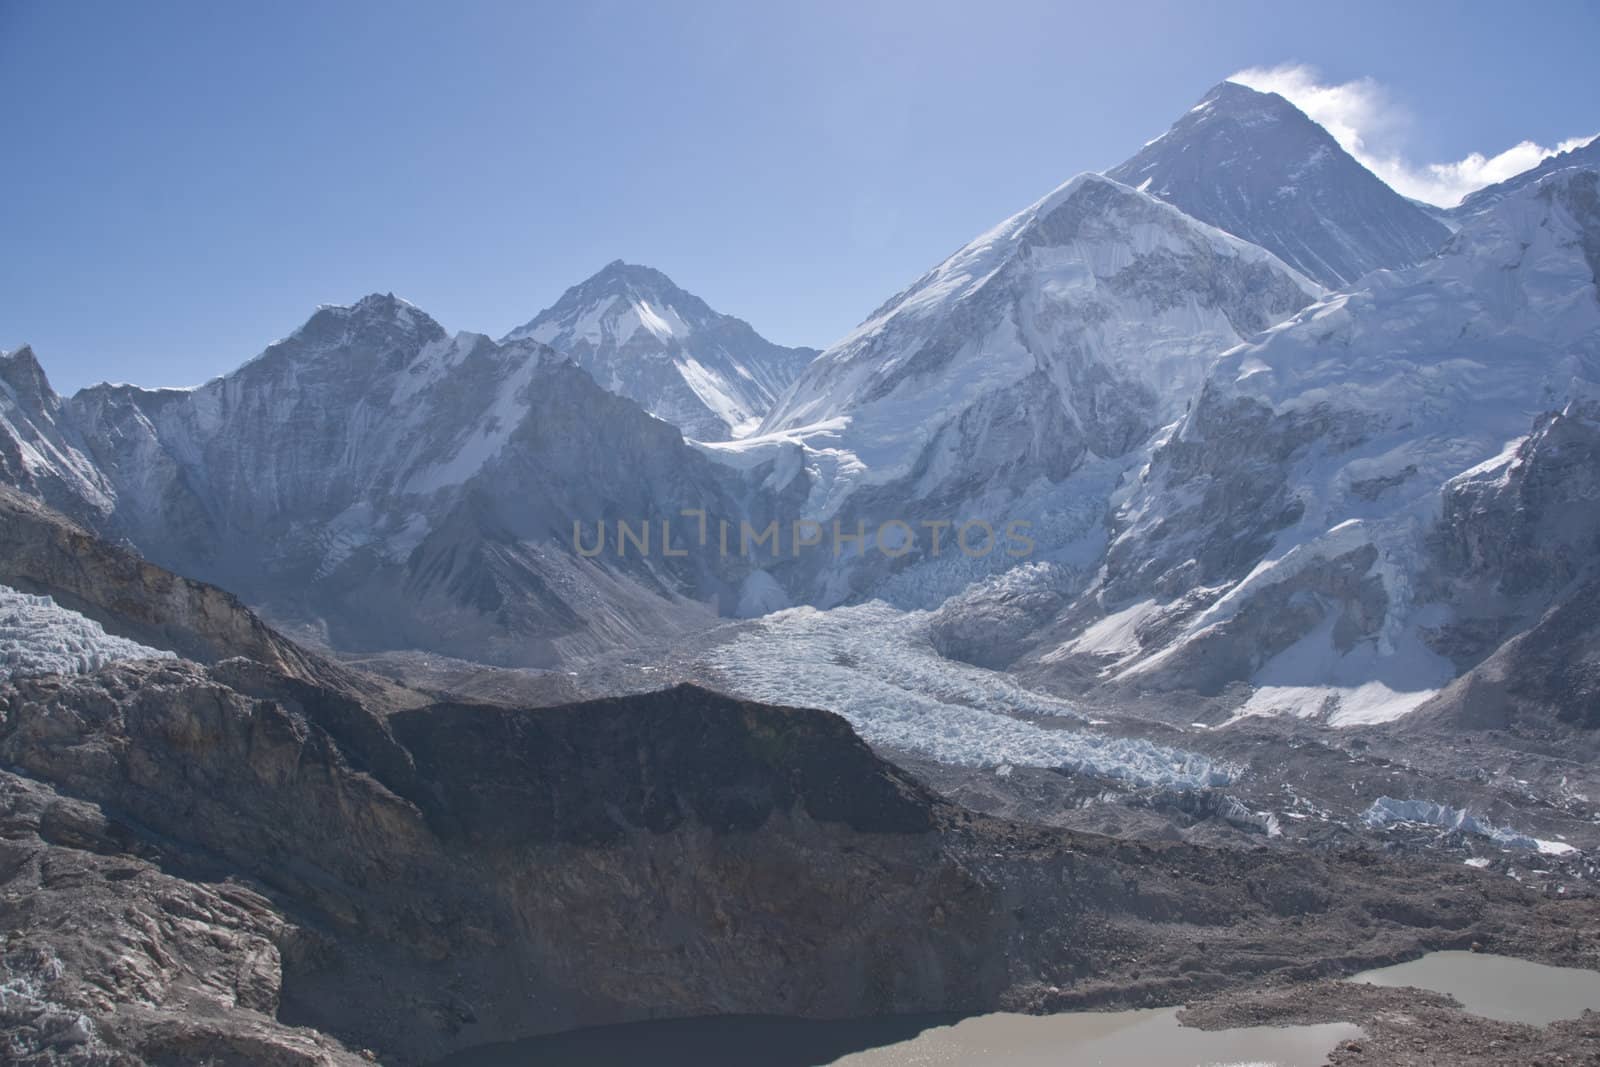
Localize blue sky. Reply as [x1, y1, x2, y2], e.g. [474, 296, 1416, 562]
[3, 0, 1597, 391]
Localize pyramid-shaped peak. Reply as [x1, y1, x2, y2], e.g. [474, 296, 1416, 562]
[502, 261, 817, 440]
[1107, 79, 1450, 288]
[0, 344, 57, 408]
[307, 291, 439, 329]
[574, 261, 696, 302]
[596, 259, 666, 280]
[239, 293, 448, 375]
[343, 291, 426, 317]
[1202, 79, 1297, 111]
[505, 261, 724, 348]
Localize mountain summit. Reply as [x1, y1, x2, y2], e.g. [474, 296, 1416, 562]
[749, 172, 1316, 605]
[1108, 81, 1450, 289]
[505, 261, 817, 440]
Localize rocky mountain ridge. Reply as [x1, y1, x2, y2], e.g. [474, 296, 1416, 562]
[4, 298, 793, 667]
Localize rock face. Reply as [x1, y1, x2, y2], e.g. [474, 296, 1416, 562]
[0, 485, 370, 694]
[0, 508, 1594, 1064]
[4, 657, 1588, 1065]
[0, 664, 993, 1062]
[1108, 81, 1451, 289]
[1022, 167, 1600, 724]
[1425, 393, 1600, 664]
[1408, 572, 1600, 735]
[505, 261, 818, 441]
[1406, 393, 1600, 735]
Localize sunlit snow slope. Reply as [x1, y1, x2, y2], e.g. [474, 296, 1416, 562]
[1037, 167, 1600, 724]
[506, 261, 817, 440]
[757, 173, 1316, 516]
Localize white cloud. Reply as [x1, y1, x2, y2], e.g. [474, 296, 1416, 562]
[1229, 63, 1596, 208]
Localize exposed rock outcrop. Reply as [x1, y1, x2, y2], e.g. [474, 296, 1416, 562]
[0, 485, 387, 700]
[4, 650, 1596, 1064]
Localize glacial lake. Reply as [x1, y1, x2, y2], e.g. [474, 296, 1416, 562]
[1349, 950, 1600, 1025]
[433, 1006, 1359, 1066]
[434, 952, 1600, 1066]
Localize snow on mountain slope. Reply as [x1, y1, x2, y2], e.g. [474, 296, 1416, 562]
[4, 295, 779, 667]
[63, 295, 551, 573]
[1108, 81, 1452, 290]
[505, 261, 817, 440]
[1032, 167, 1600, 724]
[1, 584, 173, 679]
[737, 173, 1315, 607]
[0, 346, 115, 524]
[1450, 134, 1600, 218]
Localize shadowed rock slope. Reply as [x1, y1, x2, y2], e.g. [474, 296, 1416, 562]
[0, 484, 397, 704]
[1, 506, 1596, 1064]
[8, 661, 1600, 1065]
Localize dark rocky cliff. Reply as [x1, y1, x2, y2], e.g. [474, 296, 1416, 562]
[2, 504, 1596, 1064]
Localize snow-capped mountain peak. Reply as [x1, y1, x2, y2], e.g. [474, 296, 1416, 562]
[291, 290, 445, 346]
[1057, 165, 1600, 721]
[763, 171, 1316, 451]
[0, 345, 115, 522]
[504, 262, 817, 440]
[730, 171, 1316, 607]
[511, 260, 703, 347]
[1170, 80, 1301, 133]
[1108, 80, 1451, 289]
[0, 345, 53, 411]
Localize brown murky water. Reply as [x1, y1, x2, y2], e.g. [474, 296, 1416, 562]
[436, 952, 1600, 1066]
[1349, 951, 1600, 1025]
[435, 1006, 1359, 1066]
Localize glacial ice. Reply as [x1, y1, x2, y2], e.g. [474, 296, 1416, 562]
[1361, 797, 1579, 855]
[0, 584, 174, 680]
[709, 601, 1237, 789]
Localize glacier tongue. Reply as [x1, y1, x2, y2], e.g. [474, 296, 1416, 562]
[1, 584, 174, 680]
[709, 601, 1236, 789]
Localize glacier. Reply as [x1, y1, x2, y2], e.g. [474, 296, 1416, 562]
[709, 600, 1237, 789]
[1, 584, 174, 680]
[1362, 797, 1579, 856]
